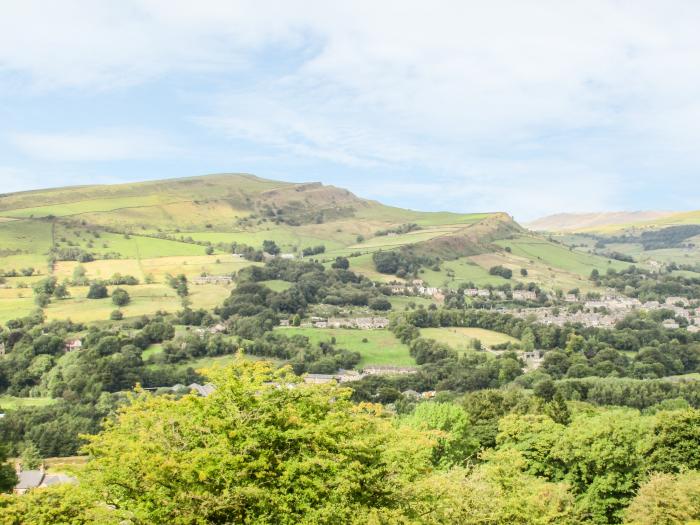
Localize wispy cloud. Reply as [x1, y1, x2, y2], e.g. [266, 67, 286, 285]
[1, 2, 699, 216]
[9, 128, 178, 162]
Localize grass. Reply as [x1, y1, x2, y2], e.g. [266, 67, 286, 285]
[388, 295, 437, 310]
[419, 258, 510, 288]
[0, 395, 56, 410]
[259, 279, 293, 292]
[420, 327, 519, 351]
[142, 344, 164, 360]
[276, 327, 414, 366]
[44, 284, 182, 323]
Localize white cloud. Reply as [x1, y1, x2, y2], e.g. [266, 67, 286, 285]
[9, 128, 177, 162]
[2, 1, 700, 215]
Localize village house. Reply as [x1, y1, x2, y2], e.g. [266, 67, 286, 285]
[564, 294, 578, 302]
[362, 365, 418, 376]
[464, 288, 479, 297]
[688, 325, 700, 333]
[512, 290, 537, 301]
[188, 383, 216, 397]
[65, 339, 82, 352]
[13, 464, 76, 495]
[662, 319, 680, 329]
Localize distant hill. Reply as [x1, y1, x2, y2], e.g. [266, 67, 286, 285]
[526, 211, 684, 233]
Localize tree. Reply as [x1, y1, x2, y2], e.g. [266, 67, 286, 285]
[262, 240, 280, 255]
[34, 293, 50, 307]
[78, 359, 444, 524]
[534, 378, 557, 402]
[545, 391, 571, 425]
[645, 408, 700, 473]
[110, 310, 124, 321]
[369, 297, 392, 311]
[625, 471, 700, 525]
[0, 444, 18, 493]
[20, 441, 42, 470]
[205, 246, 214, 255]
[520, 268, 528, 277]
[87, 282, 108, 299]
[52, 283, 70, 300]
[111, 288, 130, 307]
[331, 256, 349, 270]
[402, 402, 478, 467]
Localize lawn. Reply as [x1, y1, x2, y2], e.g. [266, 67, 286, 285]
[420, 327, 519, 351]
[259, 279, 293, 292]
[0, 395, 56, 410]
[277, 327, 414, 366]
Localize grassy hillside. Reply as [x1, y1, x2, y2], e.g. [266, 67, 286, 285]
[0, 173, 647, 324]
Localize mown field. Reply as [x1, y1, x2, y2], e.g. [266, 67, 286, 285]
[420, 327, 519, 351]
[276, 327, 414, 366]
[0, 395, 56, 410]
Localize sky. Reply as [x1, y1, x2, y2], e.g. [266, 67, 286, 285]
[2, 1, 700, 220]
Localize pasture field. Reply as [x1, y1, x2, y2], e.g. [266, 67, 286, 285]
[43, 282, 230, 323]
[276, 327, 414, 366]
[339, 253, 401, 283]
[495, 236, 630, 276]
[0, 289, 36, 324]
[420, 327, 519, 351]
[388, 295, 436, 310]
[419, 258, 510, 288]
[55, 255, 254, 283]
[183, 228, 345, 253]
[0, 195, 175, 219]
[469, 251, 596, 292]
[0, 219, 53, 270]
[259, 279, 293, 292]
[0, 395, 56, 410]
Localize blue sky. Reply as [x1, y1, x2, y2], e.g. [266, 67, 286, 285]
[2, 1, 700, 220]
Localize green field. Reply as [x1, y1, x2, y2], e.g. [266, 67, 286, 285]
[420, 327, 519, 350]
[0, 395, 56, 410]
[276, 327, 414, 366]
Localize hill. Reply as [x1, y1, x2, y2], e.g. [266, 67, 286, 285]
[0, 173, 649, 325]
[527, 210, 700, 234]
[525, 211, 677, 232]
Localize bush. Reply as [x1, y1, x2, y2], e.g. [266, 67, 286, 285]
[111, 288, 130, 307]
[110, 310, 124, 321]
[87, 282, 108, 299]
[369, 297, 392, 311]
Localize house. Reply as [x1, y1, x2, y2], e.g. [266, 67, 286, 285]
[13, 464, 76, 495]
[564, 294, 578, 302]
[688, 325, 700, 333]
[209, 323, 226, 334]
[513, 290, 537, 301]
[188, 383, 216, 397]
[279, 319, 290, 327]
[362, 365, 418, 376]
[464, 288, 479, 297]
[65, 339, 82, 352]
[280, 253, 296, 260]
[662, 319, 680, 329]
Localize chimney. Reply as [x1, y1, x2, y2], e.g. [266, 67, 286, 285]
[15, 461, 21, 475]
